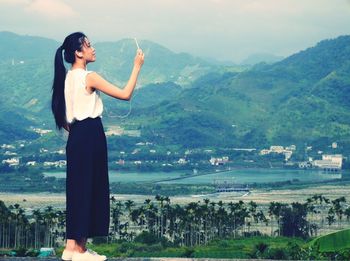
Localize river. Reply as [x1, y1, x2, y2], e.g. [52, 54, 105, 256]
[43, 168, 346, 185]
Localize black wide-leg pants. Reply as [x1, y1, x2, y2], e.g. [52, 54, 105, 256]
[65, 117, 110, 240]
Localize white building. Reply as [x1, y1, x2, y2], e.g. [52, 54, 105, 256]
[313, 154, 343, 170]
[105, 126, 123, 136]
[178, 158, 187, 164]
[132, 149, 140, 155]
[260, 145, 294, 161]
[299, 161, 312, 169]
[4, 151, 17, 156]
[32, 128, 53, 136]
[2, 158, 19, 166]
[26, 161, 36, 166]
[209, 157, 229, 166]
[1, 144, 15, 149]
[270, 146, 284, 153]
[284, 150, 293, 161]
[43, 160, 66, 168]
[286, 145, 296, 151]
[259, 149, 270, 155]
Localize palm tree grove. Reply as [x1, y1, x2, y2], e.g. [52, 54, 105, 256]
[1, 194, 350, 259]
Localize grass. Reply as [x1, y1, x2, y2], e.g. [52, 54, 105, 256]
[310, 228, 350, 253]
[55, 236, 307, 259]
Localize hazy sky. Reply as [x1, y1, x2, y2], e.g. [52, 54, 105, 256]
[1, 0, 350, 62]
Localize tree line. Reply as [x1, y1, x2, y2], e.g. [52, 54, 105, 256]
[1, 194, 350, 249]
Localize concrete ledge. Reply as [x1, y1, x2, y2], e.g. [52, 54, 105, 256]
[0, 257, 274, 261]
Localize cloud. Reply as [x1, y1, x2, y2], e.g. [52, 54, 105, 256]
[0, 0, 27, 3]
[1, 0, 349, 62]
[25, 0, 77, 19]
[0, 0, 77, 19]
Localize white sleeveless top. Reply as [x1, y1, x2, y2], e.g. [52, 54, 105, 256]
[64, 68, 103, 124]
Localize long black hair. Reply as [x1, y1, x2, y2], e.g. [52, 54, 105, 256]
[51, 32, 87, 130]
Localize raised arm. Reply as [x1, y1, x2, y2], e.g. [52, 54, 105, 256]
[86, 49, 144, 100]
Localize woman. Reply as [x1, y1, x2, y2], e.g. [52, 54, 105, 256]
[51, 32, 144, 261]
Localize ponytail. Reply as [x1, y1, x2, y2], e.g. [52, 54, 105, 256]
[51, 46, 67, 130]
[51, 32, 86, 130]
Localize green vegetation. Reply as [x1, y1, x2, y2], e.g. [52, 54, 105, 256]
[311, 228, 350, 253]
[54, 236, 306, 259]
[2, 194, 350, 258]
[1, 32, 350, 155]
[1, 31, 350, 258]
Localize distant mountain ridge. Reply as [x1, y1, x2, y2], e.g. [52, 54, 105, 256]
[240, 52, 284, 65]
[91, 38, 214, 86]
[0, 31, 218, 143]
[125, 35, 350, 149]
[0, 31, 349, 152]
[0, 31, 214, 85]
[0, 31, 58, 61]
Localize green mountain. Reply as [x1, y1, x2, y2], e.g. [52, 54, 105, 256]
[0, 108, 39, 143]
[240, 52, 284, 65]
[0, 31, 57, 61]
[0, 31, 349, 153]
[125, 35, 350, 150]
[91, 39, 214, 86]
[0, 31, 216, 143]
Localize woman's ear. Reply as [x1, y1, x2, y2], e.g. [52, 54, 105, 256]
[75, 50, 83, 58]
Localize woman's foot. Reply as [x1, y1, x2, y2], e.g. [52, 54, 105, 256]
[62, 238, 90, 260]
[72, 249, 107, 261]
[61, 249, 74, 260]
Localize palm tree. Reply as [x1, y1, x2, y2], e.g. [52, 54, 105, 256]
[332, 197, 346, 228]
[155, 195, 165, 238]
[8, 203, 28, 248]
[313, 194, 330, 230]
[0, 201, 11, 248]
[215, 200, 228, 238]
[162, 196, 171, 237]
[305, 199, 318, 236]
[124, 200, 135, 216]
[208, 201, 216, 241]
[9, 204, 19, 248]
[200, 199, 210, 245]
[172, 203, 186, 246]
[247, 201, 258, 234]
[17, 207, 27, 248]
[257, 210, 268, 227]
[42, 205, 61, 247]
[143, 199, 158, 236]
[184, 201, 199, 246]
[344, 207, 350, 224]
[56, 210, 66, 244]
[326, 207, 336, 227]
[124, 200, 135, 240]
[7, 214, 13, 248]
[268, 202, 286, 236]
[110, 200, 123, 241]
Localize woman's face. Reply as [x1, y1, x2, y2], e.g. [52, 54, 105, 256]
[80, 37, 96, 63]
